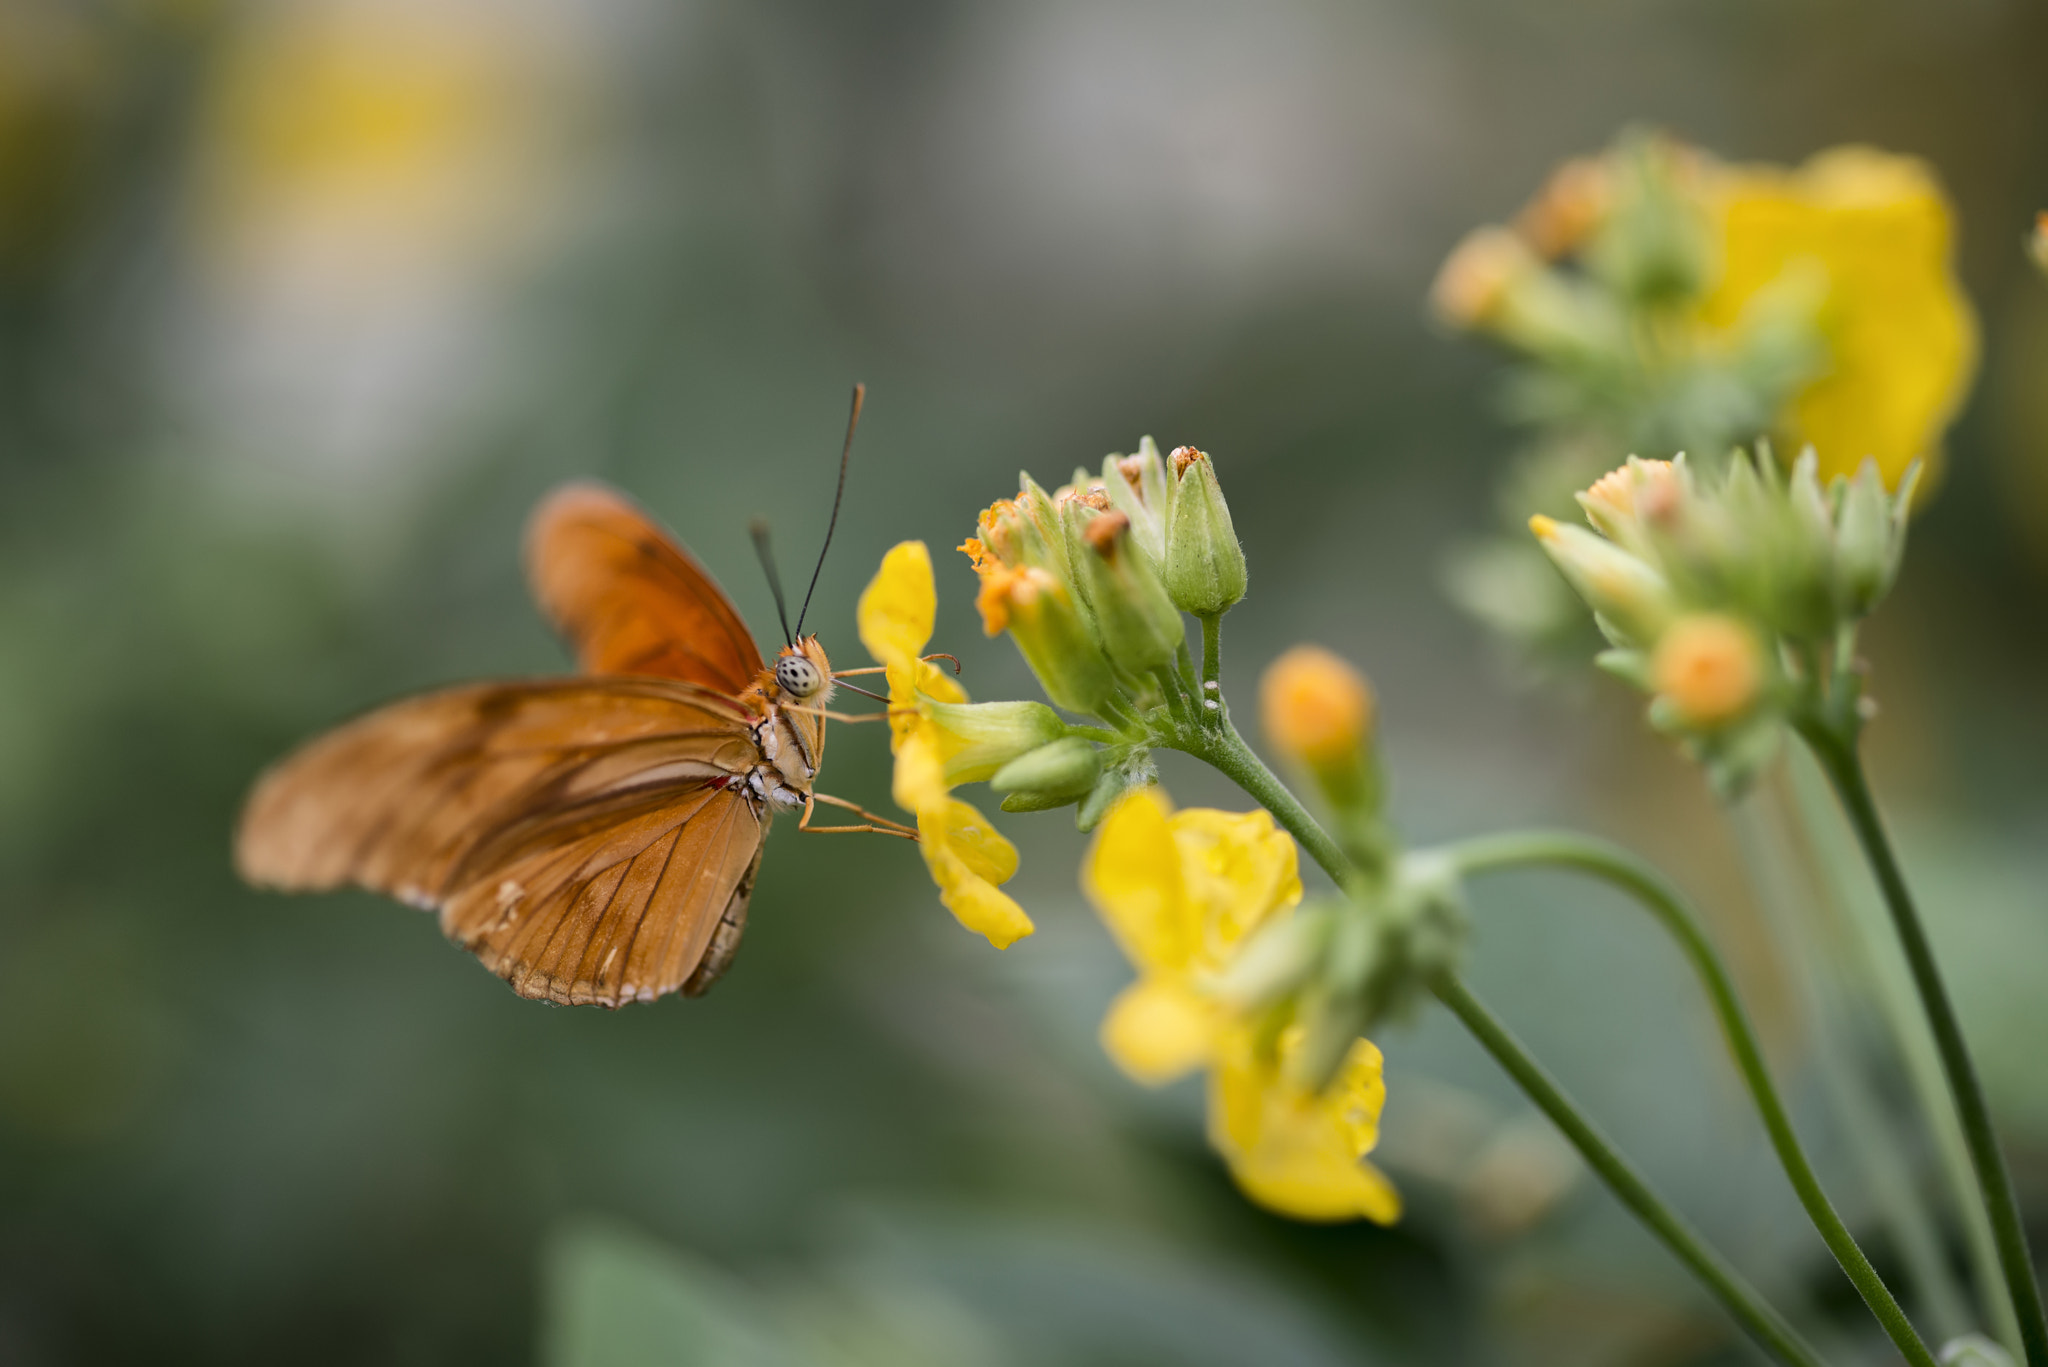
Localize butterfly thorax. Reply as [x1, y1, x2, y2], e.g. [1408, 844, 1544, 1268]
[734, 637, 834, 812]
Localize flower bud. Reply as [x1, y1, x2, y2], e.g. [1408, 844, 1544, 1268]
[921, 698, 1068, 786]
[1514, 155, 1613, 259]
[2031, 212, 2048, 277]
[1017, 473, 1077, 586]
[996, 566, 1117, 715]
[1431, 226, 1537, 330]
[1260, 646, 1374, 770]
[1209, 906, 1332, 1013]
[1075, 757, 1157, 834]
[1939, 1333, 2015, 1367]
[1576, 456, 1683, 557]
[1651, 613, 1765, 728]
[1833, 457, 1915, 617]
[1102, 436, 1170, 563]
[1162, 446, 1248, 616]
[1070, 510, 1185, 673]
[1528, 514, 1676, 646]
[990, 736, 1101, 800]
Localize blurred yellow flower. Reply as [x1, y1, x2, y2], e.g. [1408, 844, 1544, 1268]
[189, 0, 573, 286]
[858, 541, 1032, 949]
[1084, 789, 1395, 1224]
[1698, 147, 1978, 488]
[1259, 645, 1375, 771]
[1211, 1027, 1401, 1224]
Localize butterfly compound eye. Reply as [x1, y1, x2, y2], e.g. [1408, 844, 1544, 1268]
[775, 654, 824, 699]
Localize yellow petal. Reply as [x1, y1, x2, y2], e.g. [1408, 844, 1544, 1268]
[913, 657, 967, 707]
[1167, 808, 1303, 963]
[1699, 148, 1976, 489]
[919, 799, 1032, 948]
[857, 541, 937, 667]
[1081, 787, 1193, 975]
[892, 727, 950, 815]
[930, 797, 1019, 886]
[1099, 978, 1218, 1086]
[1209, 1029, 1400, 1225]
[1225, 1146, 1403, 1225]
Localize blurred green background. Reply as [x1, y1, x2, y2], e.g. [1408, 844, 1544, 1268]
[4, 1, 2048, 1363]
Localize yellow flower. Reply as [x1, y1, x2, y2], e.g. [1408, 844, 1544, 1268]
[1083, 789, 1395, 1223]
[858, 541, 1032, 948]
[1085, 788, 1303, 1081]
[1698, 147, 1977, 488]
[1210, 1027, 1401, 1224]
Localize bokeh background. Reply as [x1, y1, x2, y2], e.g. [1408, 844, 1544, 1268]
[4, 1, 2048, 1363]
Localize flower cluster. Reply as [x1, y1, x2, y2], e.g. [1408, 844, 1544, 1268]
[1531, 447, 1916, 791]
[958, 436, 1248, 825]
[857, 445, 1432, 1225]
[1438, 133, 1976, 670]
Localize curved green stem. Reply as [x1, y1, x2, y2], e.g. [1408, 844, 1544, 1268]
[1799, 724, 2048, 1367]
[1168, 712, 1352, 888]
[1442, 830, 1936, 1367]
[1173, 718, 1826, 1365]
[1436, 974, 1828, 1367]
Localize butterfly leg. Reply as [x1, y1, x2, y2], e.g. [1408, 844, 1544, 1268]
[785, 704, 890, 724]
[799, 792, 919, 839]
[833, 654, 960, 678]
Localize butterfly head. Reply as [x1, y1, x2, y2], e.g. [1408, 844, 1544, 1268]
[773, 637, 833, 703]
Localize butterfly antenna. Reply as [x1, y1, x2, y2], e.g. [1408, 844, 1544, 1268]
[750, 519, 795, 647]
[794, 381, 864, 639]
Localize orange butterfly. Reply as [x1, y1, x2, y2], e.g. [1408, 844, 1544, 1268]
[234, 387, 912, 1007]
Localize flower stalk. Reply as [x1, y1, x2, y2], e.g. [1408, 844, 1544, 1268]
[1439, 828, 1938, 1367]
[1158, 706, 1828, 1367]
[1796, 718, 2048, 1367]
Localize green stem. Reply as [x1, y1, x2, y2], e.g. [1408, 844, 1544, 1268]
[1171, 714, 1351, 888]
[1176, 720, 1827, 1366]
[1196, 610, 1212, 721]
[1435, 974, 1827, 1367]
[1443, 830, 1935, 1367]
[1152, 665, 1194, 729]
[1784, 750, 2023, 1355]
[1800, 725, 2048, 1367]
[1731, 790, 1973, 1343]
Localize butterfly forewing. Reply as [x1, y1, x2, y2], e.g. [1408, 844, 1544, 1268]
[526, 483, 765, 694]
[235, 677, 771, 1006]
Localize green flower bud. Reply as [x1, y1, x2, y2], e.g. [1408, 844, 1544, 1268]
[1291, 854, 1469, 1092]
[990, 736, 1101, 799]
[1582, 132, 1712, 306]
[1209, 906, 1333, 1013]
[1001, 567, 1117, 715]
[1939, 1334, 2015, 1367]
[921, 698, 1068, 786]
[1834, 458, 1917, 617]
[1101, 436, 1169, 564]
[1016, 473, 1076, 587]
[1529, 515, 1676, 646]
[1162, 446, 1248, 615]
[1075, 754, 1156, 833]
[1071, 510, 1184, 674]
